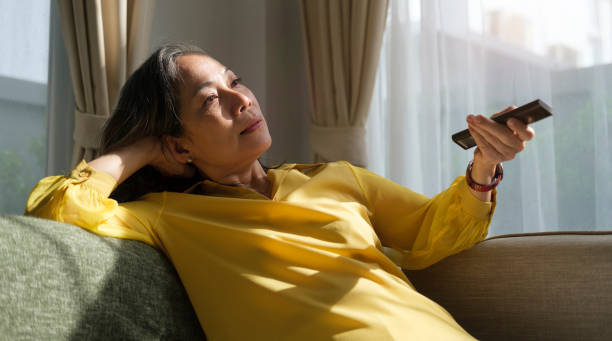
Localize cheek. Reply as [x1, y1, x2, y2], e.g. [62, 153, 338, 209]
[196, 118, 239, 149]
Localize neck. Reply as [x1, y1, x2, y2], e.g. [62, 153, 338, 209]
[199, 160, 272, 198]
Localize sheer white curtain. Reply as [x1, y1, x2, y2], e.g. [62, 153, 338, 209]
[366, 0, 612, 236]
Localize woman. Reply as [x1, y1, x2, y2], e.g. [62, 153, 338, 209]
[26, 43, 534, 340]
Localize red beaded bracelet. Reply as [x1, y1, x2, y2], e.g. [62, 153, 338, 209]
[465, 160, 503, 192]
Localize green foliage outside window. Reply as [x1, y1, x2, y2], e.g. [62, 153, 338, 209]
[0, 135, 45, 214]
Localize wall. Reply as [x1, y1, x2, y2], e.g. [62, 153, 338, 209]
[149, 0, 312, 164]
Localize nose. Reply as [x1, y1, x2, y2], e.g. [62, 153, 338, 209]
[224, 88, 252, 117]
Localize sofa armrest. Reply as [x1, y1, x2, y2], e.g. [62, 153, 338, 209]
[403, 231, 612, 341]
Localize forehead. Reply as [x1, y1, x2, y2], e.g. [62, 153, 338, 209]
[176, 54, 227, 84]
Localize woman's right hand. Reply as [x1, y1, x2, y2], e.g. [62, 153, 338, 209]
[88, 136, 195, 185]
[146, 137, 196, 178]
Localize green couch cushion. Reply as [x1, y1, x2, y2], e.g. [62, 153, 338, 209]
[0, 215, 206, 340]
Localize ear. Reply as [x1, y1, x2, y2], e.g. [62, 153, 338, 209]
[162, 135, 192, 164]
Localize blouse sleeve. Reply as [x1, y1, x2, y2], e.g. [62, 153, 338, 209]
[347, 162, 496, 270]
[24, 160, 163, 250]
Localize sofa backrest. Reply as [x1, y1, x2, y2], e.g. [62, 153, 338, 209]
[0, 215, 206, 340]
[404, 231, 612, 341]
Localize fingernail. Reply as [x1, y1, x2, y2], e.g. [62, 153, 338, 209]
[476, 115, 485, 123]
[467, 115, 476, 123]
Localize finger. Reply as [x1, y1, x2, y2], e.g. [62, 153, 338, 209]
[490, 105, 517, 119]
[469, 124, 504, 162]
[472, 115, 524, 151]
[506, 118, 535, 141]
[470, 120, 522, 160]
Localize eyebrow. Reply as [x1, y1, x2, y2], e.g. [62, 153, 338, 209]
[193, 67, 231, 97]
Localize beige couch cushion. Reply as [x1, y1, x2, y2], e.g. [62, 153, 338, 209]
[403, 231, 612, 341]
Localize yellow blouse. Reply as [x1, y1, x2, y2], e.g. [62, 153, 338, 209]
[26, 160, 495, 340]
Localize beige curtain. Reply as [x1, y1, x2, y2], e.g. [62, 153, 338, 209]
[300, 0, 388, 167]
[57, 0, 155, 166]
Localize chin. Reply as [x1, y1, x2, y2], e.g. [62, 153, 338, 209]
[245, 131, 271, 160]
[258, 134, 273, 156]
[241, 122, 272, 159]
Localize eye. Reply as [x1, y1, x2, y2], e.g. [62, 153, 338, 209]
[231, 77, 242, 87]
[203, 94, 217, 107]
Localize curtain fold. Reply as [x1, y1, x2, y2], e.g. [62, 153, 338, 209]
[300, 0, 388, 167]
[57, 0, 155, 166]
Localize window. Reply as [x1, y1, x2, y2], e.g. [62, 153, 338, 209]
[367, 0, 612, 235]
[0, 0, 51, 214]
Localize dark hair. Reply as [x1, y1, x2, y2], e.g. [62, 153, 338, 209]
[102, 43, 203, 153]
[101, 42, 271, 202]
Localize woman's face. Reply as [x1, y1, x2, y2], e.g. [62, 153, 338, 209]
[174, 53, 272, 174]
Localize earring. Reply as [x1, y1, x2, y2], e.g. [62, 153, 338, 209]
[186, 157, 193, 163]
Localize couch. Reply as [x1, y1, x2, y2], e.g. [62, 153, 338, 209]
[1, 214, 610, 340]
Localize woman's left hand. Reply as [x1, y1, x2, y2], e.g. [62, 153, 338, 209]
[467, 106, 536, 169]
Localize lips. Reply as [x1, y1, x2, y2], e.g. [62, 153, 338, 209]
[240, 117, 263, 135]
